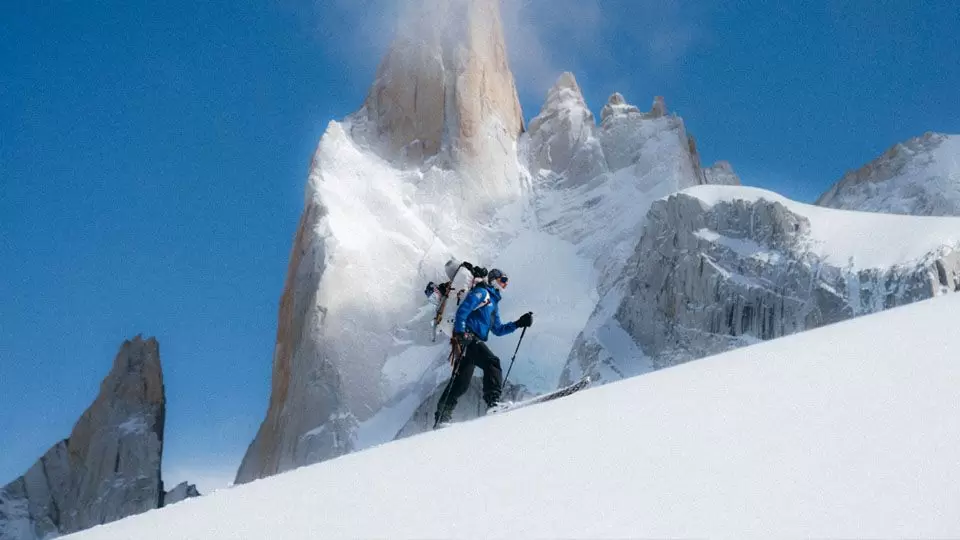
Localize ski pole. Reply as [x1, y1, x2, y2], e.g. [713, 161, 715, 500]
[433, 345, 463, 429]
[501, 327, 526, 390]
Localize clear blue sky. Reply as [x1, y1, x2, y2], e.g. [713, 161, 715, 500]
[2, 1, 958, 491]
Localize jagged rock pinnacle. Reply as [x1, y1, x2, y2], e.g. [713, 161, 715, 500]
[0, 336, 196, 538]
[355, 0, 523, 165]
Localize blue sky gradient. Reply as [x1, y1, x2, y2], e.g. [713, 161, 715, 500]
[2, 0, 958, 491]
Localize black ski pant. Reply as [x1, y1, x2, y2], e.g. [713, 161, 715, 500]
[436, 339, 503, 417]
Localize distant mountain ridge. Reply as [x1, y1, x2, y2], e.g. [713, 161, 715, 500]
[817, 132, 960, 216]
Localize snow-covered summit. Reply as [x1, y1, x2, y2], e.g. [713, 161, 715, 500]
[688, 184, 960, 268]
[526, 84, 709, 295]
[817, 132, 960, 216]
[69, 294, 960, 539]
[525, 72, 606, 182]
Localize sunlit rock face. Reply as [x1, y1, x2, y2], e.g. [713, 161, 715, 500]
[351, 0, 525, 202]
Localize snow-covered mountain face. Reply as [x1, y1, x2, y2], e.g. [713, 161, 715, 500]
[525, 75, 740, 295]
[235, 0, 740, 480]
[236, 0, 530, 483]
[237, 0, 958, 486]
[817, 132, 960, 216]
[565, 185, 960, 380]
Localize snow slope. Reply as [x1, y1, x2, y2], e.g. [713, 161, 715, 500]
[70, 293, 960, 539]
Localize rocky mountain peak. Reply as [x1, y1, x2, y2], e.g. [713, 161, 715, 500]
[0, 336, 197, 539]
[529, 72, 591, 130]
[600, 92, 642, 123]
[352, 0, 523, 167]
[816, 132, 960, 216]
[525, 72, 605, 180]
[541, 72, 586, 111]
[703, 160, 742, 186]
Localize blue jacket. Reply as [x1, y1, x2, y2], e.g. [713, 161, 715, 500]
[454, 284, 517, 341]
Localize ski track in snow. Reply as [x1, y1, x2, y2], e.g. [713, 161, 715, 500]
[70, 293, 960, 539]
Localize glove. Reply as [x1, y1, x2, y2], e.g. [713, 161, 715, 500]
[471, 266, 488, 279]
[461, 261, 474, 272]
[515, 312, 533, 328]
[437, 281, 451, 296]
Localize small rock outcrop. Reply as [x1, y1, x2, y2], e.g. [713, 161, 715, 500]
[599, 92, 641, 124]
[703, 161, 742, 186]
[162, 482, 201, 507]
[816, 132, 960, 216]
[649, 96, 667, 118]
[0, 336, 197, 539]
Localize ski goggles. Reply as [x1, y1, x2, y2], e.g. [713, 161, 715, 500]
[495, 275, 509, 287]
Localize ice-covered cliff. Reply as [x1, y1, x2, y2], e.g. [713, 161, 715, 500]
[817, 132, 960, 216]
[564, 186, 960, 380]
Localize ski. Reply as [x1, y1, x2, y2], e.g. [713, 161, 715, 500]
[429, 264, 466, 342]
[429, 261, 484, 342]
[487, 376, 592, 415]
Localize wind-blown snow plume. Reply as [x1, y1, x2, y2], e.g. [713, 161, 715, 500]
[306, 0, 700, 99]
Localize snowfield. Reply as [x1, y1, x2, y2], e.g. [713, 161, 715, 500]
[70, 293, 960, 539]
